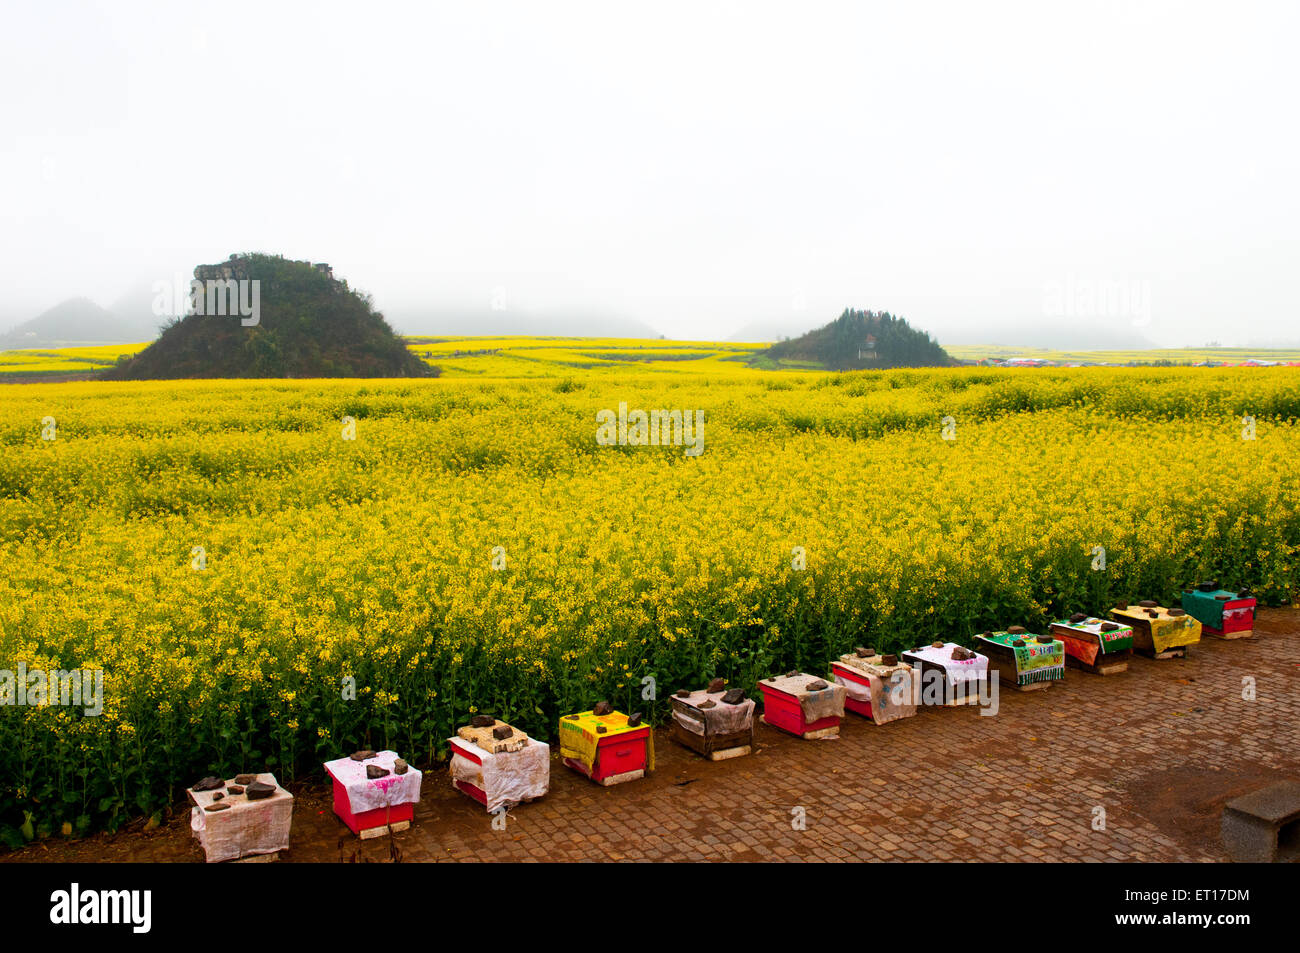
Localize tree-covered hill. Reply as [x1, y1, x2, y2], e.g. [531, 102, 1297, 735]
[760, 309, 954, 370]
[103, 254, 436, 379]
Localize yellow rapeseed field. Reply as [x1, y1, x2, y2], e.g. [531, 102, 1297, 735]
[1, 338, 1298, 839]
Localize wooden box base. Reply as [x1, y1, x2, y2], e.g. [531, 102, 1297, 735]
[1065, 653, 1130, 676]
[1203, 626, 1253, 640]
[1136, 645, 1187, 659]
[1003, 675, 1053, 692]
[759, 714, 839, 739]
[669, 720, 753, 759]
[562, 756, 645, 786]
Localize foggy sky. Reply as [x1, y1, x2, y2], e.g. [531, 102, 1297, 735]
[2, 1, 1297, 346]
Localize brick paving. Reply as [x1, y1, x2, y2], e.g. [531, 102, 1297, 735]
[7, 610, 1299, 863]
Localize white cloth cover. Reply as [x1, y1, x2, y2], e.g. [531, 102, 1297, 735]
[902, 643, 988, 691]
[449, 737, 550, 814]
[670, 689, 756, 736]
[833, 673, 874, 704]
[189, 772, 293, 863]
[323, 750, 423, 813]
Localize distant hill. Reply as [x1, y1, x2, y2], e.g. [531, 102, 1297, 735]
[103, 254, 435, 380]
[758, 309, 954, 370]
[0, 297, 160, 350]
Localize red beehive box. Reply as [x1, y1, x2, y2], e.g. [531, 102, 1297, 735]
[448, 718, 549, 812]
[758, 672, 845, 739]
[559, 707, 653, 786]
[323, 750, 421, 839]
[1182, 585, 1256, 639]
[830, 650, 917, 725]
[330, 781, 414, 836]
[449, 739, 489, 806]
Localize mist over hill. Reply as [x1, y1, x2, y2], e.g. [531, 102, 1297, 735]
[382, 305, 663, 339]
[0, 297, 161, 350]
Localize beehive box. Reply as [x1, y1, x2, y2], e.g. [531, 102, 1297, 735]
[188, 772, 293, 863]
[1181, 585, 1256, 639]
[758, 672, 845, 739]
[456, 717, 530, 753]
[449, 720, 549, 813]
[900, 642, 989, 706]
[323, 750, 422, 838]
[1110, 601, 1201, 658]
[669, 684, 755, 760]
[975, 629, 1065, 691]
[559, 707, 653, 786]
[1049, 614, 1134, 675]
[830, 649, 917, 725]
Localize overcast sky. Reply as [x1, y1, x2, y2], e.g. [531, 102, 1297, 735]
[2, 1, 1297, 345]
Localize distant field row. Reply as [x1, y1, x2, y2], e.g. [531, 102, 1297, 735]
[944, 344, 1300, 364]
[9, 337, 1300, 379]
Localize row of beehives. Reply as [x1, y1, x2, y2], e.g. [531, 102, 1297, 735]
[186, 583, 1255, 861]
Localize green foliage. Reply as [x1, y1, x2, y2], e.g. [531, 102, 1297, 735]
[763, 308, 953, 370]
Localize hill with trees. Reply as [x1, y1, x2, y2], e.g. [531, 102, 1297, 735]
[758, 309, 954, 370]
[103, 254, 435, 379]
